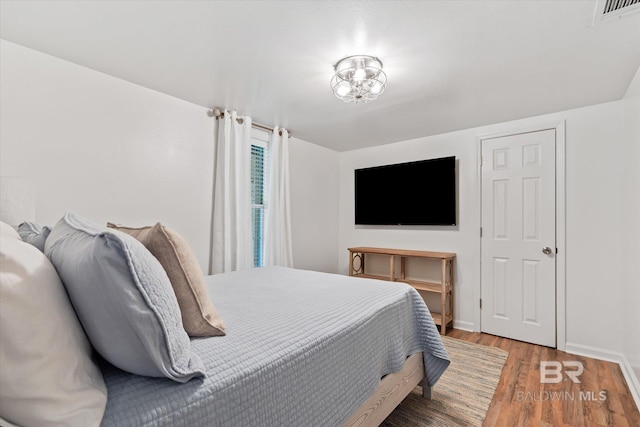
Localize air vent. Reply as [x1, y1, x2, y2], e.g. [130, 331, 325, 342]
[603, 0, 640, 14]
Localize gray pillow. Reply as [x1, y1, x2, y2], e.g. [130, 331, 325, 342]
[18, 222, 51, 252]
[44, 212, 205, 383]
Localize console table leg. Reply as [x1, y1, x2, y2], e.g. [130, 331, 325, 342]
[389, 255, 395, 281]
[440, 259, 447, 335]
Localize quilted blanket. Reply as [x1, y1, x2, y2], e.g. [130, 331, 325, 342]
[100, 267, 449, 426]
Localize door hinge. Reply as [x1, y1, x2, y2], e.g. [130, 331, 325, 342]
[480, 299, 483, 309]
[480, 156, 484, 167]
[480, 227, 483, 238]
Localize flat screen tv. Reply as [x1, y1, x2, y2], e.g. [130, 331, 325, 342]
[354, 156, 456, 226]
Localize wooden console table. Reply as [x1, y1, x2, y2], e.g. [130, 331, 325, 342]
[348, 247, 455, 335]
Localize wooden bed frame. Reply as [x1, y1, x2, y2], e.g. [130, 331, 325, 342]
[343, 352, 430, 427]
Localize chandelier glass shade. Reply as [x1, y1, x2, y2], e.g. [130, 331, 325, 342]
[330, 55, 387, 103]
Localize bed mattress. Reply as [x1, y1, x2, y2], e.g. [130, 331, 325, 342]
[100, 267, 449, 426]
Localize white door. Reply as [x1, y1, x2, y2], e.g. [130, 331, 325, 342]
[481, 129, 556, 347]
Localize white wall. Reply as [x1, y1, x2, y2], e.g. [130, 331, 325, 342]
[622, 66, 640, 382]
[0, 40, 339, 273]
[338, 99, 636, 356]
[289, 138, 340, 273]
[0, 40, 214, 268]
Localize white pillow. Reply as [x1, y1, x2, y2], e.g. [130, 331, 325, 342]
[0, 221, 20, 241]
[0, 232, 107, 426]
[0, 416, 20, 427]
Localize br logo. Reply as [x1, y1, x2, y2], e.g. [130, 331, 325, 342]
[540, 361, 584, 383]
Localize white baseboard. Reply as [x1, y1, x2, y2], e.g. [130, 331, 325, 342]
[564, 342, 621, 363]
[565, 342, 640, 410]
[620, 354, 640, 411]
[452, 319, 474, 332]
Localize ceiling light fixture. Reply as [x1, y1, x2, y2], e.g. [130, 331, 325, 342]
[330, 55, 387, 103]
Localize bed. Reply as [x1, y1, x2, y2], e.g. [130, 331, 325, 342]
[1, 216, 449, 427]
[99, 267, 450, 426]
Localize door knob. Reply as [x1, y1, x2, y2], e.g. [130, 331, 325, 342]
[542, 247, 552, 255]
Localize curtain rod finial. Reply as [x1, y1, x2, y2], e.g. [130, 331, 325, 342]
[207, 107, 222, 118]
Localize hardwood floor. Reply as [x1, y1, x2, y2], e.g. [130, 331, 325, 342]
[446, 329, 640, 427]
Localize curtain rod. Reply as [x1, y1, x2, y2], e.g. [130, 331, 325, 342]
[207, 107, 292, 138]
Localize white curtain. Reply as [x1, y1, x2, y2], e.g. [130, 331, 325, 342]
[210, 110, 254, 274]
[264, 127, 294, 267]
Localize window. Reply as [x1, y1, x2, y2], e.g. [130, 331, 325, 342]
[251, 132, 269, 267]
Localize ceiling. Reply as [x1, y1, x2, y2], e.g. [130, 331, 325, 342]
[1, 1, 639, 152]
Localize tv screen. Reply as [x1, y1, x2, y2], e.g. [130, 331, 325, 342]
[354, 156, 456, 225]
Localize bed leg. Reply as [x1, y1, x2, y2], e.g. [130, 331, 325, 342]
[419, 379, 432, 400]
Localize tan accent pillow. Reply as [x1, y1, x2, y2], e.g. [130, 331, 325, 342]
[107, 222, 226, 337]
